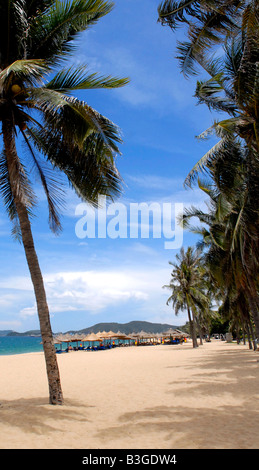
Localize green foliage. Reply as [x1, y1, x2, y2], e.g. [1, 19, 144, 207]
[158, 0, 247, 77]
[209, 317, 229, 335]
[164, 246, 210, 346]
[158, 0, 259, 340]
[0, 0, 129, 236]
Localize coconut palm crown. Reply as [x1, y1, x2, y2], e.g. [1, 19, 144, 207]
[0, 0, 129, 404]
[164, 246, 209, 347]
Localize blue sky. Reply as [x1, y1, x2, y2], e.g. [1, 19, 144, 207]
[0, 0, 218, 333]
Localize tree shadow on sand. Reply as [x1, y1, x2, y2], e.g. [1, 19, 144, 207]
[94, 347, 259, 449]
[0, 397, 93, 436]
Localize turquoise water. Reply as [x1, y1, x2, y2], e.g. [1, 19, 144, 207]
[0, 336, 43, 356]
[0, 337, 114, 355]
[0, 336, 134, 356]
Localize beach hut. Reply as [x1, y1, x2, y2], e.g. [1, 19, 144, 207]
[162, 329, 185, 344]
[82, 333, 102, 350]
[53, 333, 72, 351]
[53, 334, 64, 344]
[96, 331, 118, 347]
[69, 334, 85, 349]
[163, 329, 184, 338]
[130, 331, 152, 345]
[107, 330, 117, 337]
[175, 329, 190, 338]
[81, 333, 101, 341]
[113, 331, 131, 344]
[59, 333, 74, 350]
[113, 331, 127, 339]
[97, 331, 113, 340]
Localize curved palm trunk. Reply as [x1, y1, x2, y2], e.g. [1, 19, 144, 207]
[187, 305, 198, 348]
[3, 120, 63, 405]
[196, 316, 203, 345]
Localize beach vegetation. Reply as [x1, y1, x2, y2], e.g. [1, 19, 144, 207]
[182, 173, 258, 349]
[158, 0, 259, 349]
[0, 0, 128, 404]
[163, 246, 209, 347]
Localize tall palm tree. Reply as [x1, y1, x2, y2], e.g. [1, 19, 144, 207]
[180, 38, 259, 335]
[158, 0, 259, 344]
[0, 0, 129, 404]
[164, 246, 209, 347]
[182, 167, 259, 341]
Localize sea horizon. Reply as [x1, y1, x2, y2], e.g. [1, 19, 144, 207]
[0, 336, 43, 356]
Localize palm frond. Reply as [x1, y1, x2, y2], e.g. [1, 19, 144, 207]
[195, 74, 237, 115]
[184, 136, 228, 186]
[158, 0, 201, 27]
[30, 87, 122, 152]
[26, 125, 123, 206]
[0, 59, 49, 89]
[29, 0, 115, 64]
[182, 204, 214, 225]
[176, 10, 238, 76]
[21, 129, 65, 233]
[215, 193, 234, 222]
[46, 64, 129, 93]
[0, 149, 35, 240]
[224, 36, 243, 81]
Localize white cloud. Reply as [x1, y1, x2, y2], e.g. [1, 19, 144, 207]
[44, 270, 152, 313]
[0, 266, 170, 322]
[20, 305, 37, 318]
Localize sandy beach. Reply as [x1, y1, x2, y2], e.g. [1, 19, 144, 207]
[0, 340, 258, 449]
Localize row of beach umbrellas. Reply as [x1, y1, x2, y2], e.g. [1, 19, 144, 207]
[53, 328, 188, 346]
[53, 330, 132, 346]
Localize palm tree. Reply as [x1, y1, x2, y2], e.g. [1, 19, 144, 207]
[158, 12, 259, 341]
[157, 1, 258, 78]
[158, 2, 259, 198]
[158, 2, 259, 319]
[182, 167, 259, 342]
[0, 0, 129, 405]
[164, 246, 209, 347]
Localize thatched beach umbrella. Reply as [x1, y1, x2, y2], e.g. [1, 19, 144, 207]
[96, 331, 112, 339]
[62, 333, 74, 342]
[53, 333, 72, 350]
[86, 333, 102, 341]
[112, 331, 126, 339]
[163, 329, 183, 338]
[82, 333, 102, 348]
[107, 330, 117, 337]
[96, 331, 118, 345]
[53, 334, 64, 344]
[175, 329, 189, 338]
[68, 334, 83, 348]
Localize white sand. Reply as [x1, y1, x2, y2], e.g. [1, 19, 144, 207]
[0, 340, 258, 449]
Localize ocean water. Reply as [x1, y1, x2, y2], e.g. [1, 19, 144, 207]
[0, 337, 112, 355]
[0, 336, 43, 356]
[0, 336, 134, 356]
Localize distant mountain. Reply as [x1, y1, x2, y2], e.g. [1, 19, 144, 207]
[0, 330, 15, 336]
[6, 330, 41, 337]
[4, 321, 180, 337]
[66, 321, 179, 336]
